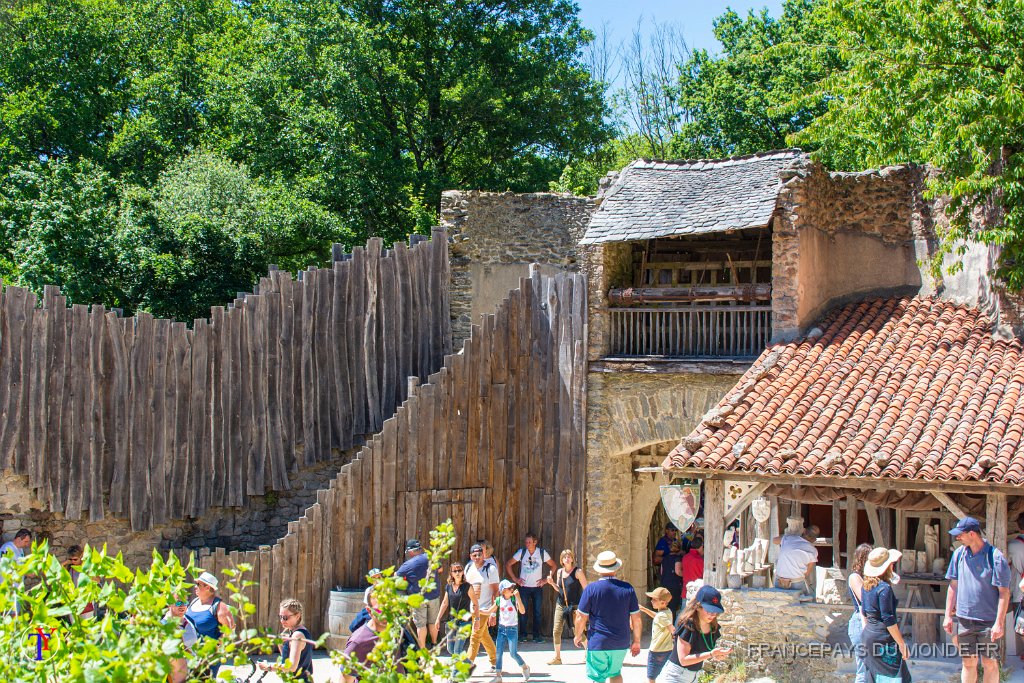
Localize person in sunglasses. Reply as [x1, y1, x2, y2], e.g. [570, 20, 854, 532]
[259, 598, 314, 681]
[436, 561, 476, 655]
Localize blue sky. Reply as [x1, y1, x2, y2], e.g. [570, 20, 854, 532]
[576, 0, 785, 54]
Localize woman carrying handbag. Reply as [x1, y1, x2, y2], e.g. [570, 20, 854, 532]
[545, 549, 588, 664]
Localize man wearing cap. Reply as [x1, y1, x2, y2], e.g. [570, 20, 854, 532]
[574, 550, 642, 683]
[944, 516, 1012, 683]
[396, 539, 442, 648]
[652, 523, 678, 569]
[465, 543, 499, 670]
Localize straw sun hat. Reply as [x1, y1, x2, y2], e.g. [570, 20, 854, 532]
[863, 547, 902, 577]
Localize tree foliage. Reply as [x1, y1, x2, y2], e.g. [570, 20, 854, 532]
[0, 0, 608, 319]
[2, 521, 468, 682]
[0, 542, 275, 682]
[794, 0, 1024, 287]
[674, 0, 842, 158]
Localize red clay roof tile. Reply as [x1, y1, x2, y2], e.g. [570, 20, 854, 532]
[663, 297, 1024, 486]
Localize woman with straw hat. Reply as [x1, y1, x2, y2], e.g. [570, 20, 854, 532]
[860, 547, 912, 683]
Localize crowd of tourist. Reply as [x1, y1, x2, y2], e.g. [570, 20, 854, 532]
[6, 514, 1024, 683]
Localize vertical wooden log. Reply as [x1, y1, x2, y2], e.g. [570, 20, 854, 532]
[65, 304, 90, 520]
[128, 313, 154, 530]
[105, 313, 130, 517]
[45, 288, 67, 512]
[986, 493, 1008, 551]
[703, 479, 727, 589]
[846, 495, 859, 571]
[301, 269, 317, 464]
[331, 262, 352, 451]
[150, 318, 169, 525]
[364, 239, 383, 431]
[27, 294, 50, 497]
[189, 320, 210, 518]
[88, 305, 109, 521]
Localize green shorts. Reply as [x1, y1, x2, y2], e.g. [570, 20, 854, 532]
[586, 649, 628, 682]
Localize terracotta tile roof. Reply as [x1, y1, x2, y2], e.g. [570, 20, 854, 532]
[580, 150, 804, 245]
[663, 297, 1024, 486]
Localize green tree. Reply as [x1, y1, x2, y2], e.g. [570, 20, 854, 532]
[794, 0, 1024, 287]
[0, 159, 127, 307]
[120, 151, 351, 321]
[0, 0, 133, 170]
[672, 0, 841, 158]
[0, 542, 275, 682]
[336, 0, 610, 238]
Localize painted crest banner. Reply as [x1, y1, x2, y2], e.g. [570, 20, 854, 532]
[660, 484, 701, 532]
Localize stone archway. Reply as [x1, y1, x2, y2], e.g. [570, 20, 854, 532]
[584, 371, 742, 592]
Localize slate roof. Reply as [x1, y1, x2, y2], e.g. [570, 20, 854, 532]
[663, 297, 1024, 486]
[580, 150, 804, 245]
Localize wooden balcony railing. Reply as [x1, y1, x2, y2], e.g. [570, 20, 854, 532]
[608, 305, 772, 359]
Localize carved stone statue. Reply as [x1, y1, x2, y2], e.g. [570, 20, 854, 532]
[924, 524, 939, 567]
[751, 498, 771, 524]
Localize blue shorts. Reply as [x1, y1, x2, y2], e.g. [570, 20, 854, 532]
[646, 649, 672, 679]
[586, 649, 628, 682]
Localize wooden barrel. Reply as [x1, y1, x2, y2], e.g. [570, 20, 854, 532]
[327, 589, 365, 640]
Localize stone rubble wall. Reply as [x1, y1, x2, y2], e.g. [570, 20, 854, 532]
[717, 588, 853, 683]
[583, 372, 743, 584]
[0, 444, 361, 568]
[440, 190, 596, 347]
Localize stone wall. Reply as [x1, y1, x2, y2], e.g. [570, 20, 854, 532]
[0, 444, 361, 569]
[773, 161, 938, 338]
[583, 371, 743, 588]
[440, 190, 596, 347]
[716, 588, 853, 682]
[583, 241, 632, 360]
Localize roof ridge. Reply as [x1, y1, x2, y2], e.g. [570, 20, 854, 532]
[632, 148, 805, 169]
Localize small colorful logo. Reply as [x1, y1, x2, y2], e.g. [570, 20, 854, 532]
[23, 626, 59, 662]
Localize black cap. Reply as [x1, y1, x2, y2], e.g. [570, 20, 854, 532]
[470, 543, 483, 553]
[405, 539, 422, 552]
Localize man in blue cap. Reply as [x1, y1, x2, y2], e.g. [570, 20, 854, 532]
[943, 516, 1012, 683]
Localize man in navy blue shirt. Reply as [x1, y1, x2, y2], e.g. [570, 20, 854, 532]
[574, 550, 641, 683]
[943, 516, 1012, 683]
[397, 539, 441, 648]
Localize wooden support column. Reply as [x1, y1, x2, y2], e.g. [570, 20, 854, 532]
[703, 479, 727, 589]
[832, 501, 842, 568]
[895, 509, 906, 552]
[986, 493, 1007, 551]
[846, 495, 859, 571]
[864, 501, 884, 545]
[933, 491, 969, 520]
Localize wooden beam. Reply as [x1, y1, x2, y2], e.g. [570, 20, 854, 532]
[864, 502, 885, 546]
[932, 492, 970, 520]
[832, 501, 842, 568]
[895, 509, 906, 552]
[846, 495, 859, 571]
[725, 482, 771, 527]
[703, 479, 727, 589]
[667, 468, 1022, 496]
[986, 493, 1007, 551]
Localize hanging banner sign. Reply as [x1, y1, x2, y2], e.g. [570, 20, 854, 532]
[660, 483, 701, 533]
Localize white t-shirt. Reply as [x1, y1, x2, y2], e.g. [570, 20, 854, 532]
[512, 547, 551, 588]
[496, 595, 519, 627]
[1007, 534, 1024, 602]
[0, 541, 25, 560]
[776, 534, 818, 580]
[465, 561, 498, 610]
